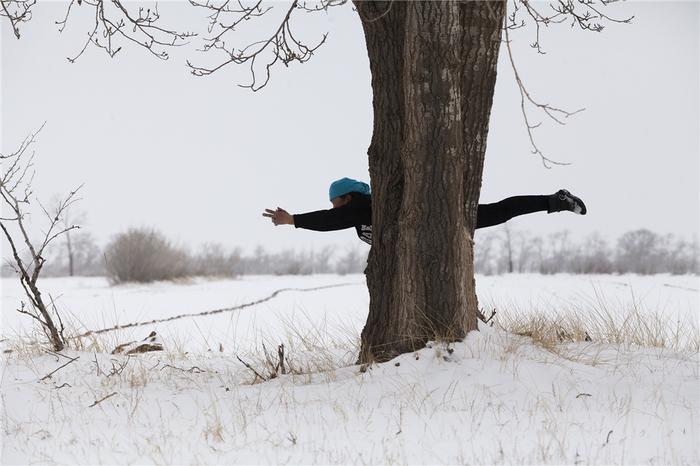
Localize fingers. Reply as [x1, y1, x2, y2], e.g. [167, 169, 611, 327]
[263, 207, 288, 226]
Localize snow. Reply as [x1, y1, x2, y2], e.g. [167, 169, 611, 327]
[1, 274, 699, 464]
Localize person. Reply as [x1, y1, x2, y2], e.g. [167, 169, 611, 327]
[262, 177, 586, 245]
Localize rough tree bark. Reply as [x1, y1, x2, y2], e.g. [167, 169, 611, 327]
[355, 0, 506, 363]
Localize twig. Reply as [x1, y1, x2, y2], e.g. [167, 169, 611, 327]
[235, 355, 267, 382]
[89, 392, 117, 408]
[44, 348, 73, 361]
[476, 308, 497, 325]
[278, 344, 286, 375]
[603, 429, 613, 446]
[161, 363, 206, 374]
[93, 353, 104, 376]
[39, 355, 79, 381]
[107, 356, 131, 377]
[147, 359, 162, 370]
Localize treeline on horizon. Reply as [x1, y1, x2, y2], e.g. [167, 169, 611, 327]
[1, 227, 697, 283]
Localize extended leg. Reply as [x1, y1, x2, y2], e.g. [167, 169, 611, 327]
[476, 190, 587, 229]
[476, 196, 548, 229]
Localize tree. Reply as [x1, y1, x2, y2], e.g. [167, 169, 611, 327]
[501, 223, 515, 274]
[615, 229, 662, 275]
[0, 125, 81, 351]
[191, 242, 242, 277]
[3, 0, 630, 362]
[41, 229, 102, 277]
[47, 201, 87, 277]
[577, 232, 613, 274]
[335, 244, 369, 275]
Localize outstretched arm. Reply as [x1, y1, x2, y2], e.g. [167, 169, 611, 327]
[293, 206, 366, 232]
[262, 204, 369, 231]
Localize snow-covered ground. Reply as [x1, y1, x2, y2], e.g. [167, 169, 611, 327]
[1, 274, 699, 464]
[2, 274, 697, 354]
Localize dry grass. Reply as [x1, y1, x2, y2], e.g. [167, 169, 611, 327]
[492, 293, 699, 354]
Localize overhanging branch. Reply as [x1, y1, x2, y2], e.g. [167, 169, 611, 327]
[187, 0, 345, 91]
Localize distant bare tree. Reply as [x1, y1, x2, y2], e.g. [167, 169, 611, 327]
[501, 223, 515, 274]
[545, 231, 573, 274]
[69, 231, 103, 275]
[474, 230, 498, 275]
[191, 242, 242, 277]
[615, 229, 661, 275]
[49, 202, 88, 277]
[335, 245, 368, 275]
[576, 232, 613, 274]
[42, 230, 103, 277]
[514, 230, 536, 273]
[0, 125, 82, 351]
[664, 235, 699, 275]
[479, 227, 696, 276]
[308, 246, 334, 274]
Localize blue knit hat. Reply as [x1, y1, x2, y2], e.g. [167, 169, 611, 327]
[329, 178, 371, 201]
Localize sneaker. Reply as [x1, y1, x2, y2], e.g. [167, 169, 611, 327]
[548, 189, 587, 215]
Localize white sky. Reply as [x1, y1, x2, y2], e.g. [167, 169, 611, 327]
[1, 0, 698, 253]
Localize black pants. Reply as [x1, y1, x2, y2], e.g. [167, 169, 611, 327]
[476, 195, 549, 229]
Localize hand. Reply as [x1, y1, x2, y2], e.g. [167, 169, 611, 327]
[262, 207, 293, 226]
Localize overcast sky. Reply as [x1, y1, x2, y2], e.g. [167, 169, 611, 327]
[1, 1, 698, 254]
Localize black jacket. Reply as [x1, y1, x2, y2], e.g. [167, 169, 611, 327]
[293, 194, 373, 245]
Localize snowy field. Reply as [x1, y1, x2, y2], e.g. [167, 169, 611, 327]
[1, 274, 698, 464]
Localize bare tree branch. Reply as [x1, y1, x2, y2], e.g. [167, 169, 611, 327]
[503, 12, 586, 168]
[507, 0, 633, 54]
[61, 0, 196, 63]
[0, 0, 35, 39]
[187, 0, 343, 90]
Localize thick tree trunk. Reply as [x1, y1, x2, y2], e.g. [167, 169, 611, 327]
[355, 0, 505, 363]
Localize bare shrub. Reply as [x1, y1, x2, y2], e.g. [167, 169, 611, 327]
[104, 228, 190, 284]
